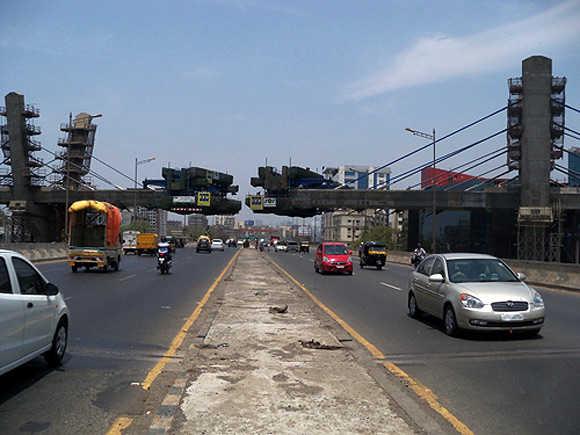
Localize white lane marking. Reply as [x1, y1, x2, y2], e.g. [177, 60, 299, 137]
[380, 282, 403, 292]
[64, 297, 73, 301]
[119, 274, 137, 282]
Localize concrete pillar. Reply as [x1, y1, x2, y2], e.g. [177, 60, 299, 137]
[4, 92, 31, 199]
[520, 56, 553, 207]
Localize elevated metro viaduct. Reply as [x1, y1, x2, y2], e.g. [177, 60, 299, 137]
[246, 56, 580, 261]
[1, 92, 241, 242]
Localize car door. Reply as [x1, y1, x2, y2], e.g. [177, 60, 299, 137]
[427, 257, 447, 319]
[413, 256, 435, 314]
[0, 256, 26, 369]
[12, 256, 55, 356]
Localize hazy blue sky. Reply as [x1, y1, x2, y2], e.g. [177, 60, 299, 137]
[2, 0, 580, 220]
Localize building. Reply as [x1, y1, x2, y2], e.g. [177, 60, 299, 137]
[321, 165, 391, 243]
[409, 167, 514, 256]
[214, 215, 236, 229]
[134, 207, 167, 236]
[322, 209, 387, 244]
[323, 165, 390, 190]
[187, 213, 208, 228]
[166, 220, 183, 234]
[569, 147, 580, 187]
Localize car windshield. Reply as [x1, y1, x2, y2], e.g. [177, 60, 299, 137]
[158, 247, 169, 254]
[447, 259, 519, 283]
[324, 245, 348, 255]
[213, 239, 222, 243]
[287, 241, 298, 246]
[367, 244, 386, 252]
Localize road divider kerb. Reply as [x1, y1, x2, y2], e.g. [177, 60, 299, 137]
[269, 257, 474, 435]
[105, 250, 240, 435]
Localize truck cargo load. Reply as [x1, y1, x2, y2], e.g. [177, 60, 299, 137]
[68, 200, 122, 272]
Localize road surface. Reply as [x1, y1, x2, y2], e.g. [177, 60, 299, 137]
[269, 250, 580, 435]
[0, 248, 235, 435]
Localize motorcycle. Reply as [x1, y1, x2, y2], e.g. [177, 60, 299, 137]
[157, 251, 172, 275]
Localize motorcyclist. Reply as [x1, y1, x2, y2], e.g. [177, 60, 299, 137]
[411, 243, 427, 268]
[157, 239, 172, 267]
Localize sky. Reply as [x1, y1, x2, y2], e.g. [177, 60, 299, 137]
[2, 0, 580, 223]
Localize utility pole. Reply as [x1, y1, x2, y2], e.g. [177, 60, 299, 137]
[133, 156, 156, 224]
[405, 127, 437, 253]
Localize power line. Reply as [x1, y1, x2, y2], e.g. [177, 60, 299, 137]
[37, 160, 95, 190]
[336, 105, 509, 189]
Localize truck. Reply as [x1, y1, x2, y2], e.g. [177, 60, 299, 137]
[68, 200, 122, 273]
[122, 230, 140, 255]
[136, 233, 158, 256]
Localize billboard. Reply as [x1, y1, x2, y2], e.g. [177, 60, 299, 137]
[248, 195, 263, 211]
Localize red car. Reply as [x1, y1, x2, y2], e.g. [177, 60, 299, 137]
[314, 242, 353, 275]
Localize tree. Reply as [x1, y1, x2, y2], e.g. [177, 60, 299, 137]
[355, 225, 395, 249]
[121, 219, 153, 233]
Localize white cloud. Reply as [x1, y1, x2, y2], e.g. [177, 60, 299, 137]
[344, 0, 580, 100]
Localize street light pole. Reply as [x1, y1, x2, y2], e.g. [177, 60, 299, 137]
[133, 156, 156, 224]
[405, 127, 437, 253]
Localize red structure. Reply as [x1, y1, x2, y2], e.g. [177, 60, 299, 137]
[421, 168, 478, 189]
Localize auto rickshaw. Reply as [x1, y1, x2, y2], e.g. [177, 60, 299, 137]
[359, 241, 387, 270]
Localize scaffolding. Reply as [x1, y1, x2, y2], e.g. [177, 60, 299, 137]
[54, 113, 97, 190]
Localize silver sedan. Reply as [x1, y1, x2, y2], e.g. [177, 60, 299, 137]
[408, 253, 545, 336]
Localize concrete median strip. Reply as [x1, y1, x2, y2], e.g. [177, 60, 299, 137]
[156, 250, 415, 434]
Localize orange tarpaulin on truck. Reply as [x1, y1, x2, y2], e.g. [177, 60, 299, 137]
[68, 200, 122, 248]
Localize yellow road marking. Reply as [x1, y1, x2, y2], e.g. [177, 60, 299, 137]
[105, 416, 133, 435]
[105, 251, 240, 435]
[141, 250, 240, 390]
[270, 258, 474, 435]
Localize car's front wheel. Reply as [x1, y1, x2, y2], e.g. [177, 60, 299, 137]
[44, 320, 68, 367]
[444, 305, 459, 337]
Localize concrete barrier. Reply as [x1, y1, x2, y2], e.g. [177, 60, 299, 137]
[385, 250, 580, 292]
[0, 243, 68, 262]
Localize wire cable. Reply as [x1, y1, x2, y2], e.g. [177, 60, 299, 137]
[374, 128, 508, 190]
[465, 167, 513, 191]
[443, 164, 506, 191]
[565, 103, 580, 115]
[406, 147, 507, 190]
[335, 105, 509, 189]
[36, 160, 95, 190]
[91, 154, 138, 184]
[40, 146, 124, 190]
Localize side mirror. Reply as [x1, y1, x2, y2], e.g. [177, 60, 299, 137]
[516, 272, 527, 282]
[45, 282, 59, 296]
[348, 250, 353, 255]
[429, 273, 445, 283]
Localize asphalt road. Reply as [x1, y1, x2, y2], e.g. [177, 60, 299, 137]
[269, 250, 580, 435]
[0, 247, 235, 435]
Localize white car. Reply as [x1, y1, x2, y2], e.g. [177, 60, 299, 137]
[0, 250, 69, 376]
[211, 239, 225, 251]
[275, 243, 288, 252]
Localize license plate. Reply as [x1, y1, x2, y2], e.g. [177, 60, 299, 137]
[500, 313, 524, 321]
[336, 265, 344, 269]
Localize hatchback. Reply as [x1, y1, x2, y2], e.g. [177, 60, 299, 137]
[408, 253, 545, 336]
[314, 242, 353, 275]
[0, 250, 69, 376]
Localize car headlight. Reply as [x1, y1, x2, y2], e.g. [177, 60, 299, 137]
[459, 293, 484, 309]
[531, 289, 544, 308]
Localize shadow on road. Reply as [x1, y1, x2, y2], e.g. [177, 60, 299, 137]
[0, 355, 69, 407]
[410, 312, 543, 342]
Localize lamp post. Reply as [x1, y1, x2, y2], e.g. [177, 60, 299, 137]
[63, 112, 102, 242]
[133, 156, 156, 223]
[405, 127, 437, 253]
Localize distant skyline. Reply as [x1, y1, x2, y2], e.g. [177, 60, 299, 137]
[2, 0, 580, 222]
